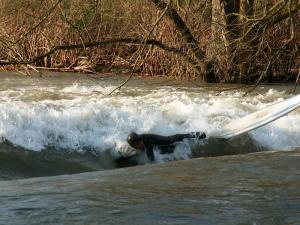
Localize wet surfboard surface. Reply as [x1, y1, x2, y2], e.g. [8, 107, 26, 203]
[213, 94, 300, 139]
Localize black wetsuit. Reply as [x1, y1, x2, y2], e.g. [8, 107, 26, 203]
[140, 132, 205, 161]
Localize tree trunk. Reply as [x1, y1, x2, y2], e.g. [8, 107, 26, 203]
[236, 0, 257, 83]
[209, 0, 240, 82]
[150, 0, 207, 78]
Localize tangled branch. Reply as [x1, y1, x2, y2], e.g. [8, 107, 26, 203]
[0, 38, 198, 68]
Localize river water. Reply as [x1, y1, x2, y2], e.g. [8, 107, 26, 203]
[0, 72, 299, 224]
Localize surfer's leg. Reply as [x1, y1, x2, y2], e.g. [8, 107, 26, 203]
[168, 132, 206, 142]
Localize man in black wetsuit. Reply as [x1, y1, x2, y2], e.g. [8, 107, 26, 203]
[126, 132, 206, 161]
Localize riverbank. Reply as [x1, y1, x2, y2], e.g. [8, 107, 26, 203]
[0, 149, 299, 225]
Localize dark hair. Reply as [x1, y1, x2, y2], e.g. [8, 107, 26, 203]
[127, 132, 141, 147]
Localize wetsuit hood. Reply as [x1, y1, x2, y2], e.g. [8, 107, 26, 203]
[127, 132, 141, 147]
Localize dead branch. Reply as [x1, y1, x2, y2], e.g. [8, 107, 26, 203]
[243, 60, 272, 96]
[0, 38, 198, 69]
[108, 0, 172, 95]
[267, 1, 300, 28]
[150, 0, 205, 64]
[14, 0, 63, 44]
[293, 66, 300, 93]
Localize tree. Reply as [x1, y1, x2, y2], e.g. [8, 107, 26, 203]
[151, 0, 300, 83]
[208, 0, 300, 83]
[0, 0, 299, 84]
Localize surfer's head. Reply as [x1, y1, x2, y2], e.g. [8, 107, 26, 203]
[127, 132, 143, 149]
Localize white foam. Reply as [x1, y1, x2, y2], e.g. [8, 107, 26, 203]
[154, 142, 192, 163]
[0, 80, 299, 161]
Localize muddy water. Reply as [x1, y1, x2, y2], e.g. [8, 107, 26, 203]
[0, 72, 299, 224]
[0, 150, 299, 225]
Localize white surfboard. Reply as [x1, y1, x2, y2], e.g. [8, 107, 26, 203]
[213, 94, 300, 139]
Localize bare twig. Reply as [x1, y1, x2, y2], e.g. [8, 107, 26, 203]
[215, 85, 253, 96]
[0, 38, 197, 69]
[293, 66, 300, 93]
[14, 0, 63, 44]
[243, 60, 272, 96]
[150, 0, 205, 66]
[108, 0, 171, 95]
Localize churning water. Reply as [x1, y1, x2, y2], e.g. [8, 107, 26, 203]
[0, 72, 299, 178]
[0, 72, 299, 225]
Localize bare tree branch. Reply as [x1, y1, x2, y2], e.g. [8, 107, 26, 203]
[108, 0, 172, 95]
[14, 0, 63, 44]
[267, 1, 300, 28]
[149, 0, 205, 64]
[0, 38, 198, 68]
[293, 66, 300, 93]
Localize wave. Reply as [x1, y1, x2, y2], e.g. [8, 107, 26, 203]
[1, 84, 299, 152]
[0, 133, 263, 180]
[0, 140, 142, 180]
[0, 76, 300, 179]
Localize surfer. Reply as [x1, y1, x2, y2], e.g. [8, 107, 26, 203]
[125, 132, 206, 161]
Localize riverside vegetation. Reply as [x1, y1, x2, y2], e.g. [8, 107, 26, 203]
[0, 0, 299, 84]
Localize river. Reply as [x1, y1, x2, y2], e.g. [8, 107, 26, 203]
[0, 71, 299, 224]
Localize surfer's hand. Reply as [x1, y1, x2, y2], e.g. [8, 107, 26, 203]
[118, 148, 137, 158]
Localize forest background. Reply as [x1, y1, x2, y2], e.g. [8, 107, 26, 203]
[0, 0, 299, 84]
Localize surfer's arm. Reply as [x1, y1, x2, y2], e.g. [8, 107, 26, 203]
[145, 133, 205, 146]
[145, 146, 155, 162]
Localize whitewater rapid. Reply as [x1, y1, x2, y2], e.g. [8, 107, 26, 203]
[0, 74, 299, 162]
